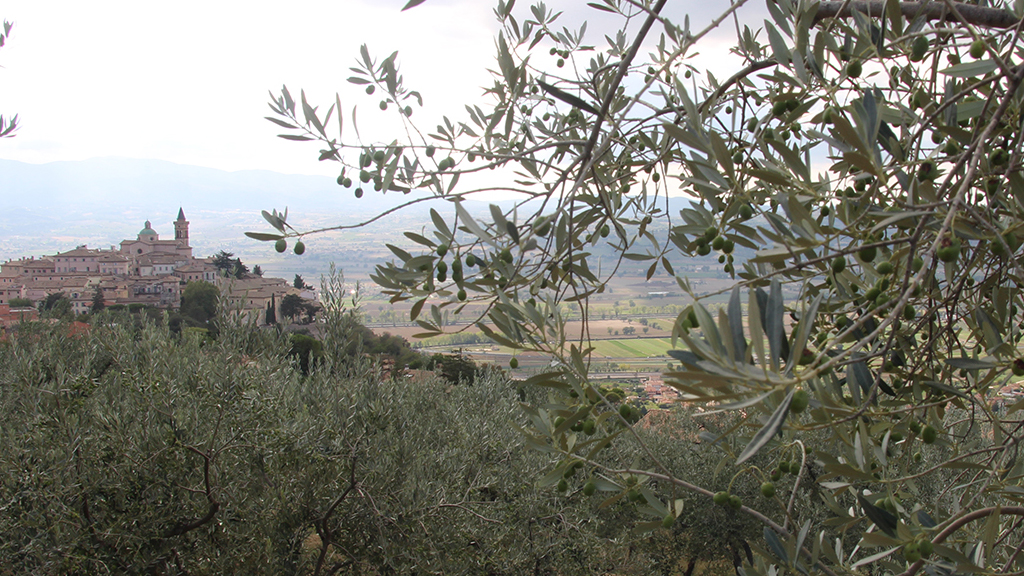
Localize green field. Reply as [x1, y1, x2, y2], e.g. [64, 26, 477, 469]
[591, 338, 676, 358]
[461, 338, 678, 361]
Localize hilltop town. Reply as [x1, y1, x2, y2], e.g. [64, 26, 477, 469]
[0, 208, 313, 328]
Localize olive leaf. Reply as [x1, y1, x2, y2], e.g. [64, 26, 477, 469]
[736, 387, 793, 464]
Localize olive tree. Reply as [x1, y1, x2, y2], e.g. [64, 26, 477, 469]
[255, 1, 1024, 573]
[180, 280, 219, 324]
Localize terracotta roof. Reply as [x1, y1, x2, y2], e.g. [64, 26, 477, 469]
[55, 248, 104, 258]
[6, 257, 54, 266]
[228, 288, 280, 299]
[23, 260, 55, 268]
[60, 277, 91, 288]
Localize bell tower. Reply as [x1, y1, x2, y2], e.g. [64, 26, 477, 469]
[174, 207, 190, 246]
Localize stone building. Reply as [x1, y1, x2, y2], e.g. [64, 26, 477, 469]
[1, 208, 303, 323]
[119, 209, 193, 260]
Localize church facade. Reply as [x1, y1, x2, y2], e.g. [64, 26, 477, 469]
[119, 208, 194, 261]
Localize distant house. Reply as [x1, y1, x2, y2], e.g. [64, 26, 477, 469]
[217, 276, 301, 326]
[128, 276, 182, 308]
[136, 252, 189, 277]
[642, 376, 680, 404]
[53, 246, 103, 273]
[0, 286, 22, 305]
[173, 261, 219, 283]
[0, 303, 39, 335]
[1, 256, 57, 278]
[98, 252, 130, 275]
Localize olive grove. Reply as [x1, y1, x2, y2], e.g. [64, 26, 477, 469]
[0, 266, 751, 575]
[1, 303, 771, 573]
[255, 0, 1024, 573]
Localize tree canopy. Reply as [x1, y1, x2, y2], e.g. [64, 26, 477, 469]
[211, 250, 251, 279]
[281, 293, 319, 323]
[39, 292, 72, 321]
[180, 280, 219, 325]
[254, 1, 1024, 573]
[90, 287, 105, 313]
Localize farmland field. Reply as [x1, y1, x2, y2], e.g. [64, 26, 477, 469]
[591, 338, 675, 358]
[415, 336, 677, 375]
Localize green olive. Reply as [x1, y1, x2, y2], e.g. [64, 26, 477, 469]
[858, 246, 877, 263]
[921, 425, 938, 444]
[910, 36, 929, 62]
[791, 389, 810, 413]
[583, 480, 597, 496]
[970, 39, 987, 59]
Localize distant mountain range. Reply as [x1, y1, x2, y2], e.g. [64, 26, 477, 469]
[0, 157, 460, 259]
[0, 156, 702, 217]
[0, 157, 428, 217]
[0, 157, 711, 283]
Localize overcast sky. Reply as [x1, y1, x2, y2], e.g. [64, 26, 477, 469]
[0, 0, 759, 177]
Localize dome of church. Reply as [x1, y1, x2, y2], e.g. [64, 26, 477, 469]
[139, 221, 157, 236]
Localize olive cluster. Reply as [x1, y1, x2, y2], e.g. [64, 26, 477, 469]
[689, 225, 737, 274]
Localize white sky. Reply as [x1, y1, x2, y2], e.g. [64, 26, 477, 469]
[0, 0, 757, 177]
